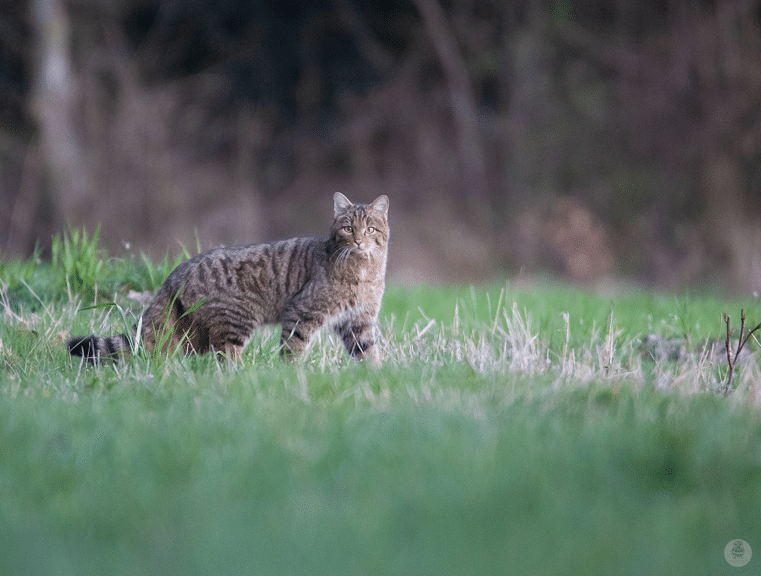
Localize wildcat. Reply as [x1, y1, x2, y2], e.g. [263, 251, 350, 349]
[68, 193, 389, 363]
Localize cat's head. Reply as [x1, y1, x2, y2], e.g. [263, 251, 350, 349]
[330, 193, 390, 258]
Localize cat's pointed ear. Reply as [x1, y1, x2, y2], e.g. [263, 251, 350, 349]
[333, 192, 353, 216]
[370, 195, 389, 215]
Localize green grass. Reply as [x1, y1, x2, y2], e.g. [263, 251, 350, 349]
[2, 244, 761, 575]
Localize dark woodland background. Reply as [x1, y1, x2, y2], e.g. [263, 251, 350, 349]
[2, 0, 761, 290]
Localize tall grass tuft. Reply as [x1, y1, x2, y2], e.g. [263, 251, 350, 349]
[51, 225, 106, 302]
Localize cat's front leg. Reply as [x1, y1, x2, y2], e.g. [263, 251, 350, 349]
[334, 320, 377, 361]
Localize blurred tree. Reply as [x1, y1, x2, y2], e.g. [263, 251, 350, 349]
[412, 0, 487, 209]
[31, 0, 89, 225]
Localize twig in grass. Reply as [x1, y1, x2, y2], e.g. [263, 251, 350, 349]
[491, 288, 504, 335]
[21, 278, 56, 323]
[603, 310, 614, 375]
[560, 312, 570, 374]
[722, 310, 761, 395]
[416, 319, 436, 340]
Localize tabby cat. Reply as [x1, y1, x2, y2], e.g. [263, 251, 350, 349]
[68, 193, 389, 363]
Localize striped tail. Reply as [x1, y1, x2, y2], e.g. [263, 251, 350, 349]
[68, 334, 131, 363]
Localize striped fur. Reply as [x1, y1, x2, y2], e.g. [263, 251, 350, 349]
[68, 193, 389, 363]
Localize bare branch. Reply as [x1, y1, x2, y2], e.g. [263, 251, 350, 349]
[741, 322, 761, 350]
[723, 310, 760, 395]
[723, 312, 731, 365]
[723, 312, 734, 395]
[736, 310, 747, 360]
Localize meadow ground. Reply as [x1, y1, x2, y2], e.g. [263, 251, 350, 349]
[2, 239, 761, 575]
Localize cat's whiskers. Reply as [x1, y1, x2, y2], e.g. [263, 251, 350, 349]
[336, 246, 354, 268]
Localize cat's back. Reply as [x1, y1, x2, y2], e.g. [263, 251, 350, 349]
[161, 236, 328, 301]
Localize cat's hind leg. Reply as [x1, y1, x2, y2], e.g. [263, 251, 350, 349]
[224, 342, 243, 362]
[279, 308, 327, 360]
[279, 321, 312, 359]
[208, 324, 248, 362]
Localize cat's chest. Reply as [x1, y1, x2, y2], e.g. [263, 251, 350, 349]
[332, 254, 385, 284]
[323, 253, 385, 310]
[326, 285, 382, 327]
[322, 269, 383, 319]
[334, 270, 383, 301]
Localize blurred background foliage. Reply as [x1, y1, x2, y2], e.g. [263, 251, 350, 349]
[1, 0, 761, 290]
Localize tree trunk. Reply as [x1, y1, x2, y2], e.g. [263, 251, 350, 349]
[31, 0, 88, 228]
[411, 0, 487, 206]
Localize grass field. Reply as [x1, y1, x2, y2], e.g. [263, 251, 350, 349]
[2, 235, 761, 575]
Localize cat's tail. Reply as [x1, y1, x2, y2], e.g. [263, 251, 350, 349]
[68, 334, 132, 363]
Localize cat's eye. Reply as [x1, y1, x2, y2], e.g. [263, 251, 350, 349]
[367, 227, 375, 234]
[343, 226, 353, 233]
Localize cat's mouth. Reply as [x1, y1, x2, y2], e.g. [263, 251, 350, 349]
[335, 244, 374, 266]
[354, 243, 379, 257]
